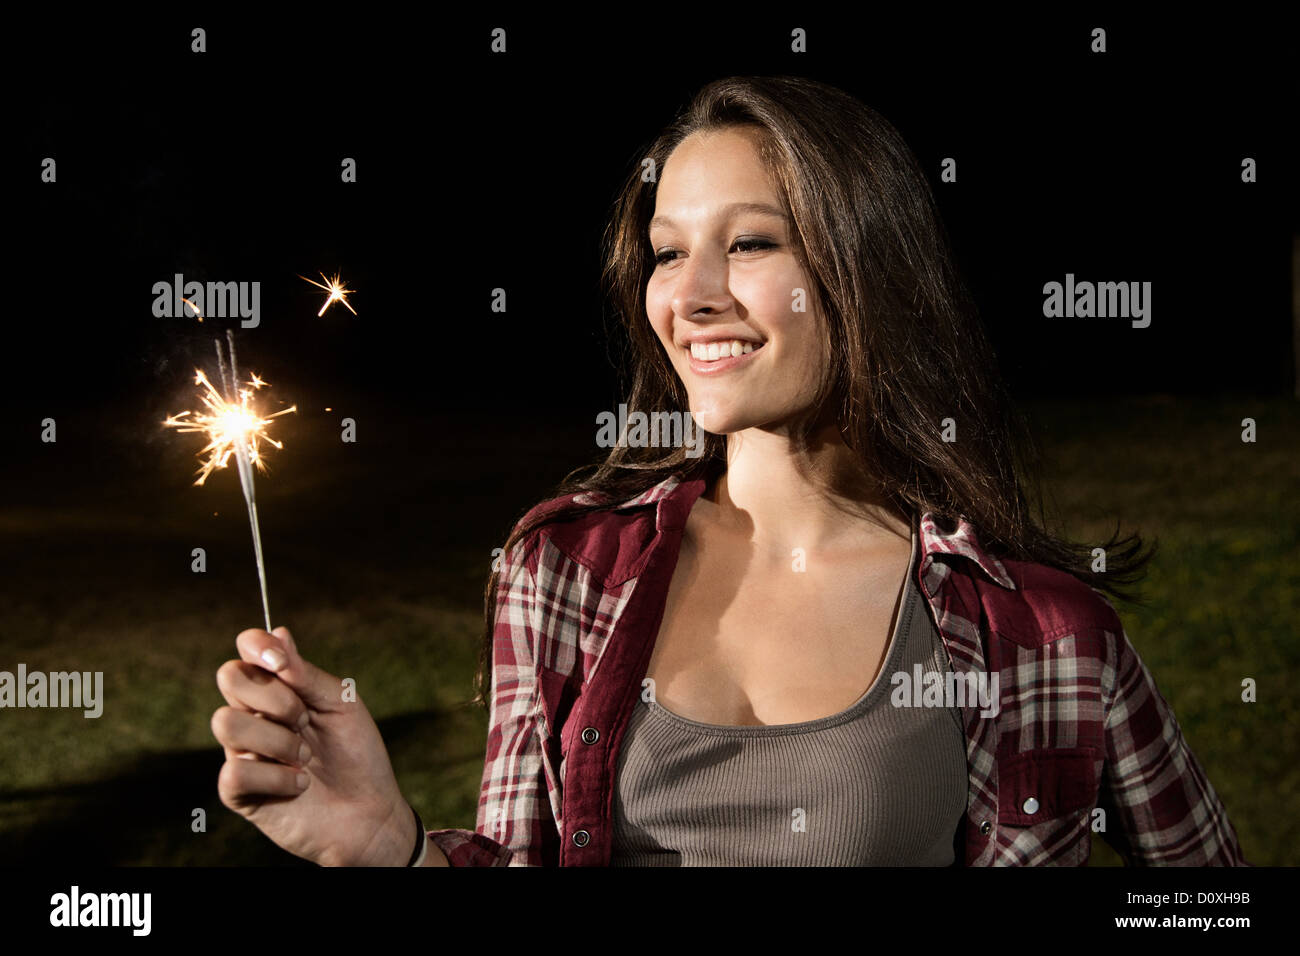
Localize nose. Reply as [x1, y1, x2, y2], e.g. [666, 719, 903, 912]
[669, 246, 734, 320]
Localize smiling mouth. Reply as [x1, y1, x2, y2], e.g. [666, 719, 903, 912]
[688, 340, 765, 362]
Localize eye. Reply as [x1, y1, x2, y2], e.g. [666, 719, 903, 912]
[652, 237, 778, 267]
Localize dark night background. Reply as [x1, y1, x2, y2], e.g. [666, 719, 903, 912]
[8, 13, 1297, 417]
[1, 11, 1296, 869]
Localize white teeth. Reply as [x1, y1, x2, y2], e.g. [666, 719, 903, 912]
[690, 340, 760, 361]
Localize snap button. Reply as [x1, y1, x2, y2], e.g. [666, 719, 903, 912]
[979, 820, 991, 835]
[581, 727, 599, 745]
[572, 829, 590, 847]
[1022, 796, 1040, 814]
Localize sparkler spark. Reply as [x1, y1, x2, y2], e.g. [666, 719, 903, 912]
[163, 331, 295, 631]
[298, 271, 357, 316]
[163, 368, 296, 486]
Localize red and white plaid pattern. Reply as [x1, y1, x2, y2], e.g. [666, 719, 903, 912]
[428, 474, 1248, 866]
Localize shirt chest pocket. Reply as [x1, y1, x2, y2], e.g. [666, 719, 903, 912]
[998, 747, 1101, 826]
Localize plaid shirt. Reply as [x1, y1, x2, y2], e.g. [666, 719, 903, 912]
[428, 473, 1249, 866]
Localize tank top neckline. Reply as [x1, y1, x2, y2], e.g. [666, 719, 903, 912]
[643, 517, 921, 737]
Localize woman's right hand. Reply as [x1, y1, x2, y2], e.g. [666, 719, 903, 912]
[211, 625, 417, 866]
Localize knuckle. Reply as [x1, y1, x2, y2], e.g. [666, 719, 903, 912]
[215, 659, 243, 692]
[217, 761, 240, 801]
[210, 706, 234, 741]
[268, 688, 303, 727]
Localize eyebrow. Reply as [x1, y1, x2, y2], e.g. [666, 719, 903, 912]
[648, 201, 789, 233]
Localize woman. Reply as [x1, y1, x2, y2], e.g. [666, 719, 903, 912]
[210, 76, 1248, 866]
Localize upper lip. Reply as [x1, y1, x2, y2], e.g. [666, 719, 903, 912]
[680, 330, 766, 348]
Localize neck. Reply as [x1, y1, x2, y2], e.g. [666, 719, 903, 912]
[707, 418, 909, 553]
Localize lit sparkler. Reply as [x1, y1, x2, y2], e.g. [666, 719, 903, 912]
[298, 271, 357, 316]
[163, 329, 296, 630]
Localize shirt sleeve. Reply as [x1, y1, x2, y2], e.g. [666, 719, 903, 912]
[425, 530, 558, 866]
[1095, 619, 1250, 865]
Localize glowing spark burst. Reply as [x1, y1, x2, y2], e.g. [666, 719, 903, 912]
[163, 318, 290, 631]
[181, 297, 204, 322]
[298, 271, 357, 317]
[164, 368, 297, 486]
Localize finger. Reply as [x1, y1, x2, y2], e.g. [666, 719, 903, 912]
[235, 626, 346, 712]
[211, 706, 312, 768]
[218, 757, 310, 809]
[215, 660, 311, 731]
[273, 624, 297, 655]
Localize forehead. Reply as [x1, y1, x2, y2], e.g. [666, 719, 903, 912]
[654, 127, 779, 209]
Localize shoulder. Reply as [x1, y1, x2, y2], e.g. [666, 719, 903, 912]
[981, 556, 1123, 648]
[922, 512, 1124, 649]
[504, 473, 699, 587]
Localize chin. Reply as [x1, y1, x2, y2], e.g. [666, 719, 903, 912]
[689, 403, 753, 436]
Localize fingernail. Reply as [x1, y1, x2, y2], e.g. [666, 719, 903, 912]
[261, 648, 287, 671]
[298, 741, 312, 765]
[297, 711, 310, 730]
[296, 772, 309, 790]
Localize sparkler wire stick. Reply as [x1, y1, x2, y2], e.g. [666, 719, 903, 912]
[215, 339, 231, 400]
[220, 330, 273, 632]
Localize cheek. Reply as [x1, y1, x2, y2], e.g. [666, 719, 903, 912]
[764, 306, 829, 401]
[733, 264, 809, 327]
[751, 267, 818, 344]
[645, 278, 674, 343]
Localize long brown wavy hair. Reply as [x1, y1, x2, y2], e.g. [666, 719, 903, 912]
[473, 75, 1155, 709]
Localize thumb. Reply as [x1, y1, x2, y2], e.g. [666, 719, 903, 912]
[271, 625, 298, 656]
[239, 625, 345, 712]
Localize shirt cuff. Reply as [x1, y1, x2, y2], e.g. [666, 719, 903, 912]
[426, 828, 514, 866]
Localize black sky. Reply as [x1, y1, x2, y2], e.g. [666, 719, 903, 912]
[8, 11, 1297, 438]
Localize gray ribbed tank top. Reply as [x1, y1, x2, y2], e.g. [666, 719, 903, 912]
[610, 520, 968, 866]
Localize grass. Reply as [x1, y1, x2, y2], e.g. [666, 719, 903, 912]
[0, 396, 1294, 865]
[1022, 395, 1300, 865]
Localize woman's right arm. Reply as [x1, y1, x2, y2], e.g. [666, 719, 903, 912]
[211, 529, 558, 867]
[211, 625, 426, 867]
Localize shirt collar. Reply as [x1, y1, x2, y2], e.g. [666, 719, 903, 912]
[917, 512, 1016, 590]
[593, 473, 1016, 590]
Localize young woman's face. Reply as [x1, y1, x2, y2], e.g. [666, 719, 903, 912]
[646, 127, 827, 436]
